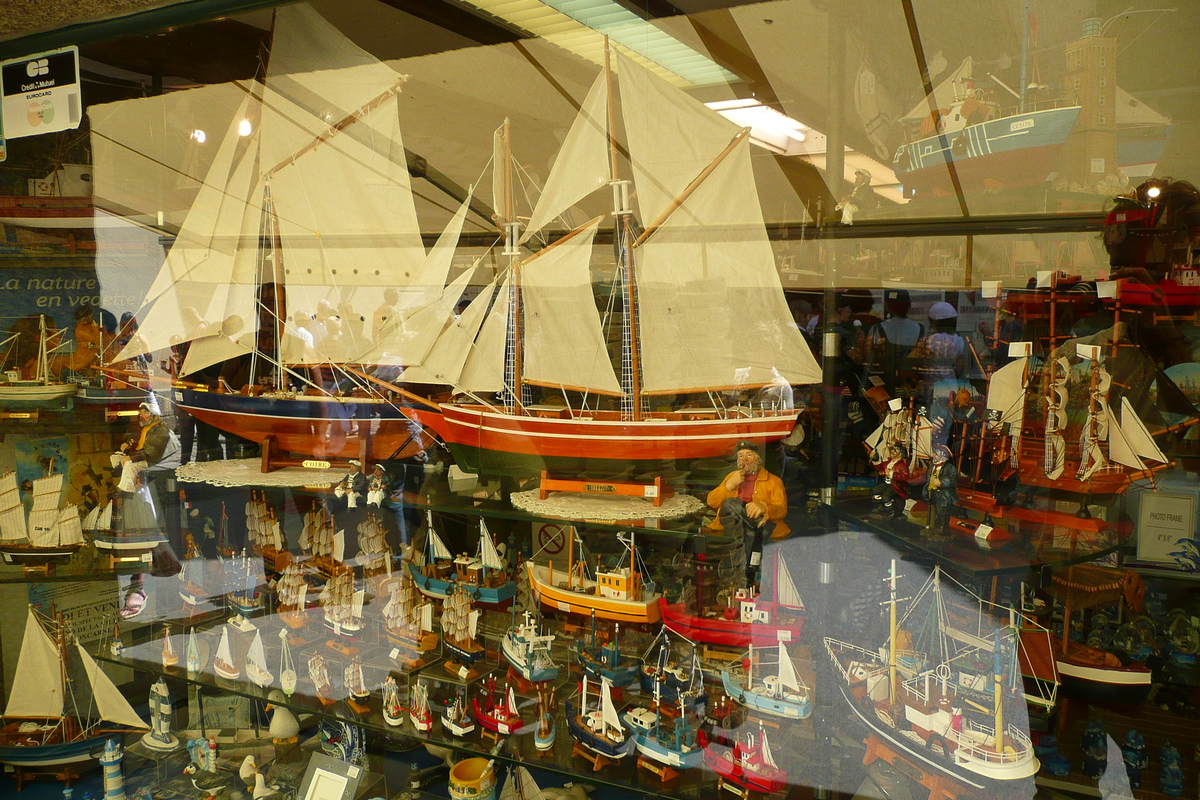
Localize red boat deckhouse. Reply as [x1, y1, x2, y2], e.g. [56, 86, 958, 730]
[399, 47, 820, 469]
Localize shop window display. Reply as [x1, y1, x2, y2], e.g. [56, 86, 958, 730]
[0, 1, 1197, 799]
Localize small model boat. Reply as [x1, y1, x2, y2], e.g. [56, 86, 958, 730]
[320, 572, 365, 645]
[498, 766, 550, 800]
[410, 516, 517, 607]
[245, 630, 274, 688]
[625, 665, 702, 771]
[442, 584, 484, 678]
[566, 675, 634, 762]
[721, 640, 811, 720]
[185, 627, 201, 675]
[502, 611, 557, 684]
[659, 552, 805, 647]
[382, 677, 404, 727]
[527, 530, 660, 624]
[409, 680, 433, 732]
[226, 549, 263, 630]
[382, 571, 438, 666]
[572, 613, 638, 687]
[277, 629, 297, 696]
[442, 689, 476, 737]
[473, 678, 522, 735]
[0, 608, 148, 768]
[274, 563, 310, 631]
[301, 504, 349, 578]
[83, 497, 166, 555]
[160, 625, 179, 669]
[356, 512, 393, 589]
[0, 315, 76, 404]
[702, 725, 787, 794]
[308, 653, 334, 706]
[246, 492, 291, 573]
[213, 628, 240, 681]
[344, 657, 370, 713]
[640, 629, 703, 709]
[0, 472, 85, 564]
[534, 684, 555, 752]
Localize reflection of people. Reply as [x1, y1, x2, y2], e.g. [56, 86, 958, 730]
[706, 441, 789, 585]
[922, 445, 958, 535]
[366, 464, 390, 507]
[836, 168, 880, 225]
[371, 288, 402, 343]
[335, 460, 366, 510]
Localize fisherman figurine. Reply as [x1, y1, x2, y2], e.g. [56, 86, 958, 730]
[922, 445, 958, 538]
[366, 464, 390, 507]
[335, 460, 366, 510]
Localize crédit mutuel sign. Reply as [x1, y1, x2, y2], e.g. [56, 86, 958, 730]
[0, 46, 82, 157]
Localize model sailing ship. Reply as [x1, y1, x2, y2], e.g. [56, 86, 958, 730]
[344, 657, 369, 713]
[0, 315, 75, 404]
[702, 725, 787, 795]
[660, 552, 805, 647]
[502, 611, 557, 684]
[275, 563, 310, 633]
[401, 43, 820, 474]
[0, 608, 147, 768]
[566, 675, 634, 764]
[300, 504, 347, 578]
[247, 492, 290, 573]
[213, 627, 240, 681]
[410, 515, 514, 606]
[0, 472, 84, 564]
[527, 530, 660, 624]
[356, 512, 392, 587]
[721, 640, 811, 720]
[381, 676, 403, 727]
[382, 571, 437, 667]
[442, 688, 476, 736]
[441, 584, 484, 678]
[824, 561, 1045, 789]
[474, 678, 522, 735]
[308, 653, 334, 706]
[320, 572, 365, 649]
[408, 679, 432, 731]
[226, 549, 263, 630]
[246, 630, 274, 688]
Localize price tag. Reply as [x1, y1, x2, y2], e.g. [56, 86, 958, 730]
[389, 648, 400, 661]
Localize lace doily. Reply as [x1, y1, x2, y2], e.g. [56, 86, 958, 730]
[510, 487, 704, 521]
[176, 459, 346, 488]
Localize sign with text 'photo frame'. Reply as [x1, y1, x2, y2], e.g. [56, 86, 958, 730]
[1136, 492, 1197, 567]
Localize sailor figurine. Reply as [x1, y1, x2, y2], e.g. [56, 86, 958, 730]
[366, 464, 390, 507]
[871, 444, 910, 523]
[922, 445, 958, 537]
[335, 460, 366, 509]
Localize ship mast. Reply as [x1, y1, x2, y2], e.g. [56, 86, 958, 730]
[499, 118, 526, 413]
[887, 559, 899, 706]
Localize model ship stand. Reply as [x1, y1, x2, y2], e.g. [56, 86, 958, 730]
[862, 731, 976, 800]
[258, 432, 375, 475]
[538, 470, 674, 508]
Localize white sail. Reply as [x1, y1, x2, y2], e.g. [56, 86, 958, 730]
[403, 277, 496, 386]
[1110, 396, 1168, 469]
[507, 686, 519, 716]
[986, 357, 1028, 426]
[428, 529, 453, 561]
[630, 136, 820, 393]
[522, 218, 621, 395]
[775, 556, 804, 610]
[479, 522, 503, 571]
[0, 473, 25, 542]
[77, 642, 149, 729]
[54, 505, 84, 547]
[521, 73, 610, 241]
[6, 609, 64, 718]
[420, 603, 433, 632]
[468, 609, 480, 639]
[363, 269, 473, 366]
[216, 628, 233, 665]
[761, 730, 778, 769]
[333, 530, 345, 563]
[351, 589, 365, 618]
[31, 474, 63, 509]
[600, 677, 622, 732]
[517, 768, 547, 800]
[29, 474, 64, 541]
[247, 631, 268, 672]
[396, 190, 473, 314]
[776, 642, 801, 694]
[458, 275, 512, 393]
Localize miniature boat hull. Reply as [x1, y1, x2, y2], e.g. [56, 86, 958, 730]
[534, 717, 555, 751]
[720, 671, 811, 720]
[701, 742, 786, 793]
[75, 386, 149, 404]
[658, 599, 804, 648]
[0, 732, 113, 768]
[0, 383, 77, 404]
[633, 733, 702, 770]
[1056, 653, 1152, 704]
[418, 404, 798, 473]
[564, 701, 634, 760]
[178, 389, 433, 461]
[526, 562, 660, 625]
[442, 714, 476, 736]
[502, 634, 558, 684]
[472, 699, 521, 735]
[407, 562, 515, 606]
[0, 544, 82, 564]
[90, 532, 167, 551]
[444, 638, 484, 664]
[576, 655, 638, 688]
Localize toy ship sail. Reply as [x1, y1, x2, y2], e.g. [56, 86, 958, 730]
[0, 472, 84, 560]
[320, 572, 363, 635]
[383, 572, 436, 657]
[356, 513, 392, 580]
[1, 608, 147, 765]
[442, 584, 483, 663]
[275, 563, 309, 628]
[403, 44, 821, 466]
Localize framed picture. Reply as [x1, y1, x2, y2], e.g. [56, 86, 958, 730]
[1136, 492, 1197, 567]
[298, 752, 364, 800]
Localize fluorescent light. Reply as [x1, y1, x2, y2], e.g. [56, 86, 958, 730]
[706, 99, 807, 156]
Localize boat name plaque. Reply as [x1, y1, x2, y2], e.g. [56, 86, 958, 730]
[302, 460, 331, 469]
[583, 483, 616, 494]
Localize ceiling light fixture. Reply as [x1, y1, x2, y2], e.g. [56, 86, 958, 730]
[705, 99, 807, 156]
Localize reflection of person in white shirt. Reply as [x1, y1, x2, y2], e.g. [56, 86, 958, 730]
[281, 311, 315, 364]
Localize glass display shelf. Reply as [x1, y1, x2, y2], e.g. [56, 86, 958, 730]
[95, 610, 817, 800]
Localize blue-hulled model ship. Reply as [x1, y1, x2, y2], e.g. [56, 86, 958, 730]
[502, 611, 558, 684]
[640, 630, 703, 710]
[623, 669, 702, 772]
[722, 640, 812, 720]
[410, 515, 515, 607]
[566, 676, 634, 763]
[572, 612, 638, 688]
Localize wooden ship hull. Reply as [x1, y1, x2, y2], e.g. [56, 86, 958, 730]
[658, 598, 804, 648]
[526, 562, 660, 625]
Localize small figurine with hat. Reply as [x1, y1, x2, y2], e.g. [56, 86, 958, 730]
[705, 440, 789, 586]
[922, 444, 958, 537]
[366, 464, 390, 507]
[335, 460, 366, 509]
[835, 168, 880, 225]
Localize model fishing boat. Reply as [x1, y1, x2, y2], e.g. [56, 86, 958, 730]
[320, 572, 365, 646]
[502, 611, 557, 684]
[275, 563, 310, 631]
[527, 530, 660, 624]
[161, 625, 179, 669]
[0, 472, 85, 564]
[721, 640, 810, 720]
[624, 662, 702, 773]
[344, 657, 370, 713]
[381, 677, 403, 728]
[113, 7, 454, 463]
[473, 678, 522, 736]
[1044, 564, 1150, 703]
[441, 584, 484, 678]
[572, 612, 638, 688]
[213, 628, 240, 681]
[0, 608, 148, 768]
[246, 630, 273, 688]
[659, 552, 805, 648]
[410, 516, 515, 607]
[301, 505, 348, 579]
[382, 572, 437, 667]
[0, 315, 76, 404]
[409, 512, 455, 599]
[566, 675, 634, 762]
[534, 684, 555, 752]
[442, 689, 476, 737]
[824, 560, 1041, 789]
[401, 45, 820, 475]
[405, 679, 431, 731]
[640, 630, 703, 710]
[278, 629, 297, 696]
[247, 492, 290, 573]
[308, 653, 334, 706]
[702, 725, 787, 795]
